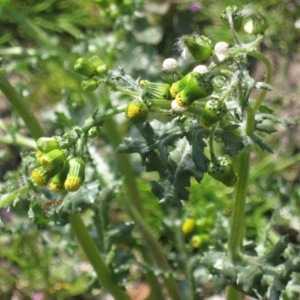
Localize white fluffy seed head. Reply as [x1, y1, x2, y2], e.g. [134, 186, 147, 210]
[171, 100, 188, 113]
[162, 58, 178, 73]
[193, 64, 208, 74]
[214, 41, 229, 62]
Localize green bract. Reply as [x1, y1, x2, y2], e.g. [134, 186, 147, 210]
[74, 57, 95, 78]
[49, 162, 69, 193]
[38, 149, 66, 172]
[125, 100, 149, 123]
[140, 80, 171, 100]
[64, 157, 86, 192]
[200, 99, 227, 128]
[221, 5, 244, 31]
[36, 137, 59, 153]
[242, 7, 269, 35]
[81, 78, 99, 92]
[30, 166, 55, 187]
[181, 34, 213, 62]
[174, 72, 213, 106]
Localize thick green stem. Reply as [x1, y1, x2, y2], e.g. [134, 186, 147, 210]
[104, 118, 183, 300]
[226, 106, 255, 300]
[228, 147, 251, 261]
[69, 214, 130, 300]
[248, 51, 272, 112]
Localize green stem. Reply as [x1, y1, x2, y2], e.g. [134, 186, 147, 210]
[228, 147, 251, 261]
[208, 124, 217, 161]
[226, 107, 255, 300]
[104, 118, 182, 300]
[0, 133, 36, 149]
[0, 74, 44, 140]
[248, 51, 272, 113]
[69, 213, 130, 300]
[0, 185, 30, 209]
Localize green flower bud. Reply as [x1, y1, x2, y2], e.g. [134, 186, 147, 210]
[64, 157, 85, 192]
[35, 150, 43, 161]
[174, 72, 213, 106]
[74, 57, 95, 77]
[81, 78, 99, 92]
[88, 56, 108, 75]
[30, 166, 55, 187]
[36, 137, 59, 153]
[242, 7, 268, 35]
[200, 99, 227, 128]
[96, 64, 108, 75]
[191, 234, 209, 249]
[125, 100, 148, 123]
[89, 55, 103, 68]
[180, 34, 213, 62]
[208, 156, 238, 187]
[221, 5, 244, 31]
[140, 80, 171, 100]
[170, 75, 191, 98]
[48, 162, 69, 193]
[38, 149, 66, 173]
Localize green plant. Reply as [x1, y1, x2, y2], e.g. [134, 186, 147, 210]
[1, 3, 300, 300]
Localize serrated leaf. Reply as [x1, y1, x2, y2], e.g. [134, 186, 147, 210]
[255, 123, 277, 134]
[215, 129, 247, 157]
[117, 137, 153, 154]
[249, 133, 274, 153]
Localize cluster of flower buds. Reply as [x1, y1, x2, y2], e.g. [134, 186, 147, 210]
[170, 71, 213, 107]
[74, 55, 108, 92]
[30, 137, 86, 193]
[181, 218, 210, 249]
[179, 34, 213, 62]
[221, 5, 268, 35]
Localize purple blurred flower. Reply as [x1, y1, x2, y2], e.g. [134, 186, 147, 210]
[189, 2, 202, 13]
[31, 291, 45, 300]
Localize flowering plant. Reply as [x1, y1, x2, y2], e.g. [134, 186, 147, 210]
[0, 4, 299, 300]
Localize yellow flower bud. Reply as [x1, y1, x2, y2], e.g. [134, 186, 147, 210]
[49, 163, 69, 193]
[30, 166, 54, 186]
[64, 157, 85, 192]
[36, 137, 59, 153]
[38, 149, 66, 173]
[125, 100, 148, 124]
[181, 218, 196, 234]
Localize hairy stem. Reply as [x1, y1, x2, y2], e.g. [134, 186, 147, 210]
[226, 106, 256, 300]
[69, 214, 130, 300]
[248, 51, 272, 112]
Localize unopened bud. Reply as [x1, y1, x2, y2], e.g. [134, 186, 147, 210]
[64, 157, 86, 192]
[74, 57, 95, 77]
